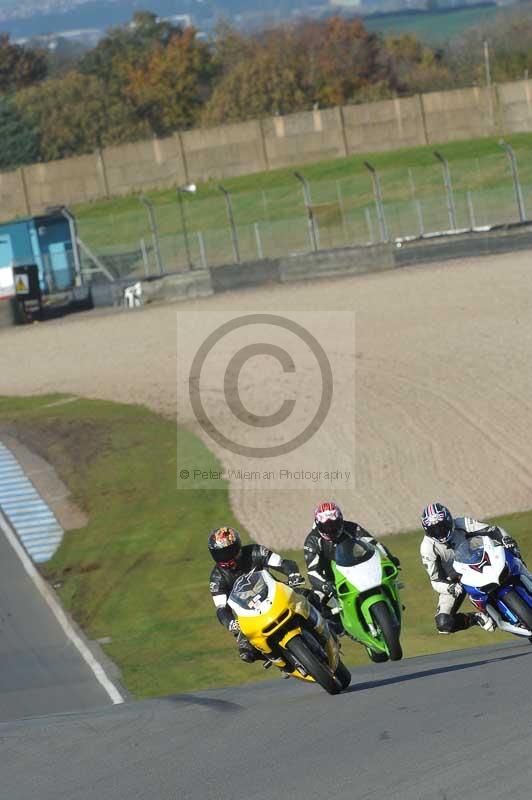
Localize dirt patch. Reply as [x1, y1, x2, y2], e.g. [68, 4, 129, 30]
[2, 250, 532, 549]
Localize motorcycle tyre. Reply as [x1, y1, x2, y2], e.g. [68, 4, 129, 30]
[503, 589, 532, 632]
[371, 600, 403, 661]
[286, 635, 341, 695]
[334, 660, 352, 689]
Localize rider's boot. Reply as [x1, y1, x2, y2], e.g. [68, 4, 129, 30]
[238, 635, 264, 662]
[366, 647, 388, 663]
[471, 611, 496, 632]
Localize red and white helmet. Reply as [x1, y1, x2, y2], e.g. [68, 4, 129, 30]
[314, 501, 344, 541]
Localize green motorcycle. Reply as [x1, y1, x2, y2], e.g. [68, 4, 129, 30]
[331, 538, 403, 662]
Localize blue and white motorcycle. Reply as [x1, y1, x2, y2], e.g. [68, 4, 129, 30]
[453, 534, 532, 638]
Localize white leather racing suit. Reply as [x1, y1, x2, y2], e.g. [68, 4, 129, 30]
[420, 516, 513, 633]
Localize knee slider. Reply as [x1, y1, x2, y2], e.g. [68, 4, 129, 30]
[435, 613, 455, 634]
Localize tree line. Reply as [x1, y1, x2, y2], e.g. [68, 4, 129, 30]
[1, 6, 532, 170]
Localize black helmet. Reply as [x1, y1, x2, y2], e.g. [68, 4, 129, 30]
[314, 501, 344, 542]
[421, 503, 454, 544]
[208, 527, 242, 567]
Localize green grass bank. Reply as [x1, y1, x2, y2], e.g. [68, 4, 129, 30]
[1, 395, 531, 697]
[73, 131, 532, 268]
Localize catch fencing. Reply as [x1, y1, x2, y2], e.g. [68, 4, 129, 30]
[77, 142, 532, 282]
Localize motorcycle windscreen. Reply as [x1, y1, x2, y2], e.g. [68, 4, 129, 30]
[229, 571, 271, 612]
[335, 538, 375, 567]
[454, 536, 486, 566]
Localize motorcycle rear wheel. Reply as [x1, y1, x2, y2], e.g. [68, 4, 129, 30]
[370, 601, 403, 661]
[286, 635, 342, 695]
[503, 589, 532, 631]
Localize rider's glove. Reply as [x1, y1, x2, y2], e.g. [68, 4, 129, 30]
[489, 525, 522, 556]
[228, 619, 240, 635]
[288, 572, 305, 588]
[448, 582, 464, 598]
[501, 534, 520, 555]
[390, 555, 401, 568]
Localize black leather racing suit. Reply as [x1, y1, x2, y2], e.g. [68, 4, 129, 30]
[304, 520, 399, 598]
[304, 520, 400, 636]
[209, 544, 300, 661]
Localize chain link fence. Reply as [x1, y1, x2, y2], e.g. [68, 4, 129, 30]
[76, 144, 532, 282]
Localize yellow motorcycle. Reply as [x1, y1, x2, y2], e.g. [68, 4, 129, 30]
[228, 569, 351, 694]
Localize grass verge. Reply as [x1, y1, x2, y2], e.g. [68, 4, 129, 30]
[73, 131, 532, 260]
[1, 394, 531, 697]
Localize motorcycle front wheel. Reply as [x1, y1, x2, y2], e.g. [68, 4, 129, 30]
[503, 589, 532, 631]
[286, 635, 342, 695]
[334, 660, 352, 690]
[370, 601, 403, 661]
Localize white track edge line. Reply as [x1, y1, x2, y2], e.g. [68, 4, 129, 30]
[0, 510, 125, 705]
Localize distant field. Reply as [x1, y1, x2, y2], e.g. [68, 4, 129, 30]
[362, 6, 499, 45]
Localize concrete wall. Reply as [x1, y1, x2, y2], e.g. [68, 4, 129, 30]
[0, 169, 30, 219]
[421, 86, 497, 143]
[498, 80, 532, 134]
[23, 153, 108, 211]
[343, 96, 427, 153]
[103, 137, 187, 196]
[262, 108, 347, 169]
[279, 243, 395, 282]
[4, 78, 532, 221]
[183, 120, 268, 182]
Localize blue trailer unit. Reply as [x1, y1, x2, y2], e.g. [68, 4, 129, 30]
[0, 212, 78, 294]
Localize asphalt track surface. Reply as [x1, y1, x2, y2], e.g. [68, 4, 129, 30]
[1, 640, 531, 800]
[0, 522, 113, 722]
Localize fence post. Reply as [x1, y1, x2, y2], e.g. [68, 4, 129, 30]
[364, 161, 388, 242]
[197, 232, 208, 269]
[18, 167, 31, 216]
[499, 140, 526, 222]
[219, 185, 240, 264]
[177, 184, 196, 270]
[415, 200, 425, 236]
[364, 208, 375, 244]
[60, 207, 83, 287]
[140, 238, 150, 276]
[466, 191, 476, 229]
[140, 196, 163, 275]
[336, 180, 349, 245]
[433, 151, 457, 230]
[96, 148, 111, 200]
[484, 39, 495, 131]
[254, 222, 264, 259]
[77, 237, 116, 282]
[294, 171, 318, 252]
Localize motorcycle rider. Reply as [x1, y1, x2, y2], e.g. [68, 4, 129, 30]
[420, 502, 525, 635]
[303, 501, 401, 655]
[209, 526, 304, 664]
